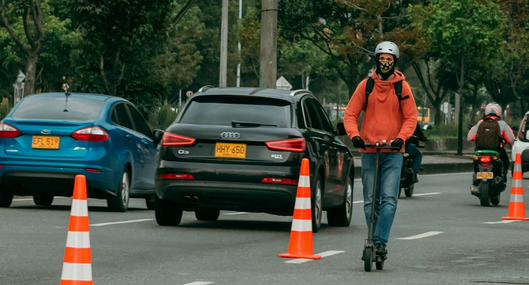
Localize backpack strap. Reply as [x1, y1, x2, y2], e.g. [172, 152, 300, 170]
[364, 78, 406, 110]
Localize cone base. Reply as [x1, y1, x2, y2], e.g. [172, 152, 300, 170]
[278, 253, 322, 260]
[502, 216, 529, 221]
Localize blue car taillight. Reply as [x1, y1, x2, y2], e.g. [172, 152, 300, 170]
[72, 126, 110, 142]
[0, 123, 21, 139]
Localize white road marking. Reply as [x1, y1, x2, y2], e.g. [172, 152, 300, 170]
[13, 197, 69, 202]
[183, 282, 214, 285]
[91, 219, 153, 227]
[413, 192, 441, 197]
[223, 212, 248, 216]
[284, 250, 344, 264]
[397, 231, 444, 240]
[483, 220, 518, 224]
[353, 200, 363, 204]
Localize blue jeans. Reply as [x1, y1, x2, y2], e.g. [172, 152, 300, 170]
[406, 143, 422, 174]
[361, 153, 403, 246]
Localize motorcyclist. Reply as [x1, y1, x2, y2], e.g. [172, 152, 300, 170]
[406, 122, 428, 183]
[467, 102, 515, 188]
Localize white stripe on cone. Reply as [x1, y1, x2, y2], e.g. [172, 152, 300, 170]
[294, 198, 311, 210]
[298, 176, 310, 188]
[70, 200, 89, 216]
[510, 195, 525, 203]
[291, 219, 312, 232]
[66, 232, 91, 248]
[61, 263, 93, 281]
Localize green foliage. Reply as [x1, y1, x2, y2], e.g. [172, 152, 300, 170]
[147, 100, 178, 130]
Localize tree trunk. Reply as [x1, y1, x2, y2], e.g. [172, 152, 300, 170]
[24, 52, 38, 96]
[456, 56, 465, 156]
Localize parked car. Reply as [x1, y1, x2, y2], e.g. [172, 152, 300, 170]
[0, 92, 162, 211]
[512, 111, 529, 173]
[154, 87, 355, 232]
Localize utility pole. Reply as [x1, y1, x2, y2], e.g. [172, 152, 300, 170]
[259, 0, 278, 88]
[236, 0, 242, 87]
[219, 0, 229, 88]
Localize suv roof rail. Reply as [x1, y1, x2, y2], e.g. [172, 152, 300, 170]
[197, 85, 215, 93]
[289, 89, 311, 96]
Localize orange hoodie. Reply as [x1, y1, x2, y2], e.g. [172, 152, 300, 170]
[344, 71, 418, 153]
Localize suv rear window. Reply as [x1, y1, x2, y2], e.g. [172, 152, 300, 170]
[12, 95, 105, 121]
[180, 96, 291, 127]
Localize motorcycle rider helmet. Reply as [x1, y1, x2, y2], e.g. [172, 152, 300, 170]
[374, 41, 400, 59]
[484, 102, 502, 119]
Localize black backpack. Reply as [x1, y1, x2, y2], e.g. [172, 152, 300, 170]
[364, 77, 407, 110]
[475, 119, 501, 150]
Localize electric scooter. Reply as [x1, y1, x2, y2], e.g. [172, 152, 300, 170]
[362, 142, 400, 272]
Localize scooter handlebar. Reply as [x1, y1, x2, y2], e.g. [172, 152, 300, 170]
[364, 142, 401, 150]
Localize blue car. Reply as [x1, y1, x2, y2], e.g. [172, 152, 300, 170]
[0, 92, 162, 211]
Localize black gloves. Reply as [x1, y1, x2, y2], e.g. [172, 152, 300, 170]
[391, 138, 404, 149]
[352, 136, 366, 149]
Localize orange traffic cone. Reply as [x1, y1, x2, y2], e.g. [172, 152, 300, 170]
[279, 158, 321, 260]
[60, 175, 94, 285]
[502, 153, 529, 221]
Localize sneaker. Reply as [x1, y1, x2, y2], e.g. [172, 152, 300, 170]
[375, 244, 388, 260]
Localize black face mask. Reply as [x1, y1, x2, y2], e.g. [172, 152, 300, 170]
[376, 56, 396, 80]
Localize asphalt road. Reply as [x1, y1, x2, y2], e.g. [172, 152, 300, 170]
[1, 172, 529, 285]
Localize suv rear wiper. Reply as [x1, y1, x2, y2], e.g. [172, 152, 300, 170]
[231, 120, 277, 128]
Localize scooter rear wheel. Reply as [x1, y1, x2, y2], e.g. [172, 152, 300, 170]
[363, 247, 373, 272]
[404, 184, 414, 197]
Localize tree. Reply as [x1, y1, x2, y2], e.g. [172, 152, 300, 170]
[66, 0, 173, 100]
[0, 0, 44, 95]
[412, 0, 506, 154]
[279, 0, 425, 98]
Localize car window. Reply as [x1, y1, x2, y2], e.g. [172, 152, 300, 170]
[112, 103, 134, 130]
[127, 105, 153, 138]
[312, 99, 334, 132]
[301, 99, 314, 129]
[304, 99, 325, 131]
[11, 95, 105, 121]
[180, 96, 291, 128]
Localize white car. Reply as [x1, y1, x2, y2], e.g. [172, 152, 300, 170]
[511, 111, 529, 173]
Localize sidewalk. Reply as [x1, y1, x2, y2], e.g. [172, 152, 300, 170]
[352, 152, 474, 175]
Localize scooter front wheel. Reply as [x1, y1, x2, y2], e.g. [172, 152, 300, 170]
[363, 247, 373, 272]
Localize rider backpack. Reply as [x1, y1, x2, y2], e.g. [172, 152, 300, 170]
[475, 119, 501, 150]
[364, 77, 407, 110]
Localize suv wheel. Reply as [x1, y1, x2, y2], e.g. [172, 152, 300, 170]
[33, 194, 54, 207]
[107, 170, 130, 212]
[327, 174, 353, 227]
[0, 192, 13, 207]
[155, 197, 183, 226]
[312, 175, 323, 233]
[195, 208, 220, 221]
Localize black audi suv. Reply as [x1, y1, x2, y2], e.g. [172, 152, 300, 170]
[154, 87, 355, 232]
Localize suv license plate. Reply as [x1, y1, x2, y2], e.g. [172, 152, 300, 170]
[215, 143, 246, 159]
[476, 172, 494, 180]
[32, 136, 60, 150]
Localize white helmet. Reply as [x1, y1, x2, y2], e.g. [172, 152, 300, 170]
[484, 102, 502, 118]
[374, 41, 400, 59]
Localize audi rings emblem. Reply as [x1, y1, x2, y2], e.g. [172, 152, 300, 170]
[220, 132, 240, 139]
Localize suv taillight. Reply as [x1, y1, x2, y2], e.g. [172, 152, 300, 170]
[266, 138, 306, 153]
[162, 133, 196, 147]
[72, 127, 110, 142]
[0, 123, 21, 138]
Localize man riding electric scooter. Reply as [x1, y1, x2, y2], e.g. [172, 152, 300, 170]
[344, 41, 418, 271]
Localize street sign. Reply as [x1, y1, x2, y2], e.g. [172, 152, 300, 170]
[276, 76, 292, 90]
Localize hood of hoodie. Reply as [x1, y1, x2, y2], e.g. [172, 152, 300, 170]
[369, 71, 405, 103]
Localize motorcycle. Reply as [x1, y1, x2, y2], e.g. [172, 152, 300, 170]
[399, 153, 416, 198]
[471, 150, 506, 206]
[399, 141, 423, 198]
